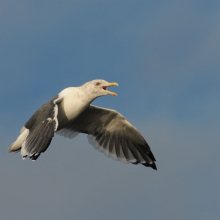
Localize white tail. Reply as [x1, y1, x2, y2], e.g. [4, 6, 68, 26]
[8, 127, 29, 153]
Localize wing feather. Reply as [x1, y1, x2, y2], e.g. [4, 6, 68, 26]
[21, 96, 63, 160]
[57, 105, 157, 169]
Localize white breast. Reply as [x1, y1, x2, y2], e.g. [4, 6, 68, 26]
[57, 87, 90, 127]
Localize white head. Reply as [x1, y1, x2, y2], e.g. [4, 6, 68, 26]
[81, 79, 118, 100]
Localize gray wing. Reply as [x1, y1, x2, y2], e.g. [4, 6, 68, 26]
[21, 95, 63, 160]
[57, 105, 157, 170]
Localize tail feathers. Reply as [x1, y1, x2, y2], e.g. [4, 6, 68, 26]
[8, 128, 29, 154]
[8, 141, 22, 153]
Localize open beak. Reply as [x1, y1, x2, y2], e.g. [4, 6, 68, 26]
[102, 82, 118, 96]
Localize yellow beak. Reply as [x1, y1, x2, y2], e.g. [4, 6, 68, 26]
[106, 82, 119, 96]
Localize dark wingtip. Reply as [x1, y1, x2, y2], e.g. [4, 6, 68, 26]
[148, 150, 156, 162]
[30, 153, 41, 161]
[142, 162, 157, 170]
[151, 162, 157, 170]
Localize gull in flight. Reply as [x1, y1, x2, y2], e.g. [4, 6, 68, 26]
[9, 79, 157, 170]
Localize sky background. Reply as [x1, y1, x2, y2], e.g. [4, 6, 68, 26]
[1, 0, 220, 219]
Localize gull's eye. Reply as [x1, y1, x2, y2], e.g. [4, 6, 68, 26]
[96, 82, 101, 86]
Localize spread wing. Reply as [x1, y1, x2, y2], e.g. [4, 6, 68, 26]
[57, 105, 157, 169]
[20, 96, 63, 160]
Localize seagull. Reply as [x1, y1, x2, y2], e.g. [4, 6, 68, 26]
[9, 79, 157, 170]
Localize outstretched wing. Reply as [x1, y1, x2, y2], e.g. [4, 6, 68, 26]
[57, 105, 157, 169]
[21, 95, 63, 160]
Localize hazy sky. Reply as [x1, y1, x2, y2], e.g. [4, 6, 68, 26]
[1, 1, 220, 219]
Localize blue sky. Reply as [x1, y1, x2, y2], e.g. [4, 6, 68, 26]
[1, 1, 220, 219]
